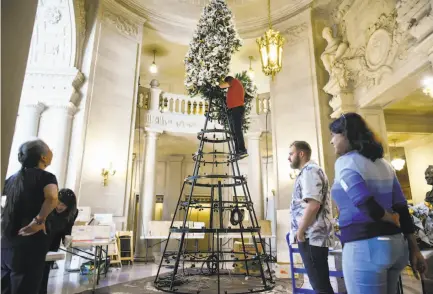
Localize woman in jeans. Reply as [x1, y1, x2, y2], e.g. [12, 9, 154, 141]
[329, 113, 427, 294]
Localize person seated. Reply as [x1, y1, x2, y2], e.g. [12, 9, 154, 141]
[39, 189, 78, 294]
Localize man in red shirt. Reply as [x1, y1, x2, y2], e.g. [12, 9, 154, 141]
[219, 76, 247, 157]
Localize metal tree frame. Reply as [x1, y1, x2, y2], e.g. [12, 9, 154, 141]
[154, 97, 275, 294]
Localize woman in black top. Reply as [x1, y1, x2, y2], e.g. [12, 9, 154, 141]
[39, 189, 78, 294]
[1, 139, 58, 294]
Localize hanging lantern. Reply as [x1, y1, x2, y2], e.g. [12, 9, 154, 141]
[149, 49, 158, 74]
[391, 158, 406, 171]
[390, 140, 406, 171]
[256, 0, 285, 80]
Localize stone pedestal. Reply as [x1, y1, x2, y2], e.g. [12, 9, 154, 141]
[149, 80, 162, 111]
[330, 90, 357, 118]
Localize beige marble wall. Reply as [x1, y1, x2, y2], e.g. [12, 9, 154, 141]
[77, 1, 144, 230]
[270, 8, 333, 210]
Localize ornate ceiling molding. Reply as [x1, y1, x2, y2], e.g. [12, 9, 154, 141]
[283, 22, 309, 46]
[117, 0, 312, 41]
[101, 0, 147, 41]
[319, 0, 430, 116]
[102, 10, 139, 37]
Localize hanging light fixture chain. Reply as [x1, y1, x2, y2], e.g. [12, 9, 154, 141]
[268, 0, 271, 29]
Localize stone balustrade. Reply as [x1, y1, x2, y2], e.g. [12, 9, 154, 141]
[160, 93, 208, 116]
[256, 93, 271, 115]
[140, 84, 271, 134]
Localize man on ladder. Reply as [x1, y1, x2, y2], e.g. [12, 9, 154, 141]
[220, 76, 248, 158]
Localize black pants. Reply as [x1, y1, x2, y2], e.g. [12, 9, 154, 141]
[38, 262, 52, 294]
[228, 106, 246, 153]
[1, 241, 47, 294]
[297, 239, 334, 294]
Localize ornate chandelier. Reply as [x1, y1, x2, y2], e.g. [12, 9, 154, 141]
[256, 0, 285, 80]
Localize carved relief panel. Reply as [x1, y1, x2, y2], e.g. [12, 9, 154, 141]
[27, 0, 76, 71]
[320, 0, 427, 115]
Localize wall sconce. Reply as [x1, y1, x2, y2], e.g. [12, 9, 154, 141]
[101, 163, 116, 186]
[422, 76, 433, 98]
[289, 169, 299, 179]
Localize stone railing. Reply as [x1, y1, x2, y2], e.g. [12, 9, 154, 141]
[138, 80, 271, 134]
[160, 93, 208, 116]
[256, 93, 271, 115]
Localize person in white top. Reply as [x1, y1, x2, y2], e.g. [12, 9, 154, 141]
[288, 141, 334, 294]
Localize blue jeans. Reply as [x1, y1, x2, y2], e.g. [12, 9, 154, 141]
[342, 234, 409, 294]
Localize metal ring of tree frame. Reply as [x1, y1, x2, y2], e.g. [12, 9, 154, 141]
[230, 206, 244, 226]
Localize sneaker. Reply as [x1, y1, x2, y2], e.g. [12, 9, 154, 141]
[237, 150, 248, 159]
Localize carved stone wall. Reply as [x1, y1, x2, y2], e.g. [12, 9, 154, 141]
[9, 0, 87, 185]
[320, 0, 433, 116]
[76, 0, 145, 230]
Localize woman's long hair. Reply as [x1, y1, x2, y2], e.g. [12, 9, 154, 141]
[1, 139, 50, 236]
[329, 112, 384, 161]
[58, 188, 77, 222]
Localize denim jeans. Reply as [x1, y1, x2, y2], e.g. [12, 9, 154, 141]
[298, 239, 335, 294]
[342, 234, 409, 294]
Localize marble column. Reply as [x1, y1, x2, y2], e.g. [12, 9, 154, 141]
[1, 0, 39, 185]
[163, 155, 184, 221]
[247, 132, 263, 220]
[262, 156, 276, 252]
[358, 108, 390, 159]
[38, 103, 77, 187]
[135, 129, 161, 259]
[7, 103, 46, 177]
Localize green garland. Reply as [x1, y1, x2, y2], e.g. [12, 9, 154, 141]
[183, 0, 257, 131]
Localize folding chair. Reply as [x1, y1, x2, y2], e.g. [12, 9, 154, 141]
[286, 233, 347, 294]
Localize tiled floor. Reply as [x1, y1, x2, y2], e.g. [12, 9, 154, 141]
[47, 260, 171, 294]
[47, 260, 427, 294]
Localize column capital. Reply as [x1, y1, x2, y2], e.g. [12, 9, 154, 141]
[19, 102, 46, 115]
[46, 102, 78, 117]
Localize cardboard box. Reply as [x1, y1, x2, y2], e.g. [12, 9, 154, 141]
[233, 241, 263, 274]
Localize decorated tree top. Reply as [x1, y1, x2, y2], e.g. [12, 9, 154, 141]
[184, 0, 242, 98]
